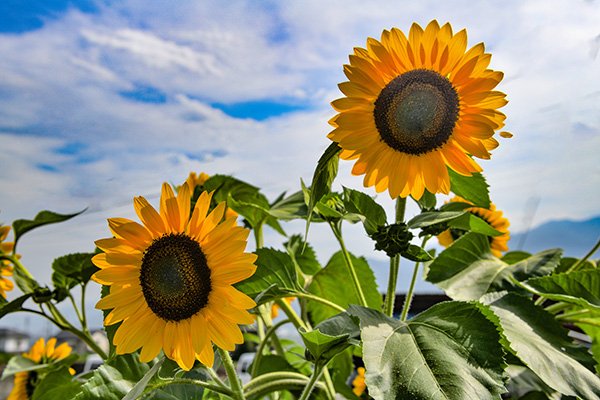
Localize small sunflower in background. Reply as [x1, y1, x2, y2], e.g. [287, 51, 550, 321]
[352, 366, 367, 397]
[184, 172, 238, 220]
[8, 338, 74, 400]
[329, 20, 510, 199]
[270, 297, 295, 319]
[437, 196, 510, 257]
[0, 225, 15, 299]
[92, 182, 257, 370]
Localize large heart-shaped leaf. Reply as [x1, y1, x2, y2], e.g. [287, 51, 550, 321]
[308, 251, 381, 324]
[427, 233, 560, 300]
[525, 269, 600, 311]
[348, 302, 506, 400]
[235, 248, 304, 303]
[448, 170, 490, 208]
[481, 292, 600, 399]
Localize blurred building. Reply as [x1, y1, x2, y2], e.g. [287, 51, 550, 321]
[0, 328, 29, 354]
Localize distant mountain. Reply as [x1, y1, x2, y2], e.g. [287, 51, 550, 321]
[509, 216, 600, 258]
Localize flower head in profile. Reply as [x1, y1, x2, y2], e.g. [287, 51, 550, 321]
[0, 225, 15, 299]
[329, 20, 510, 199]
[437, 196, 510, 257]
[92, 183, 257, 370]
[8, 338, 73, 400]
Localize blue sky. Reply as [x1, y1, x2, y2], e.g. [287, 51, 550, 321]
[0, 0, 599, 331]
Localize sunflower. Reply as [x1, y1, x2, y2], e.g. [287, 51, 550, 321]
[329, 20, 510, 199]
[92, 183, 257, 370]
[185, 172, 210, 192]
[437, 196, 510, 257]
[270, 297, 295, 319]
[352, 367, 367, 397]
[0, 225, 15, 299]
[8, 338, 73, 400]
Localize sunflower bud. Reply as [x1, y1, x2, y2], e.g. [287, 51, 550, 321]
[419, 221, 449, 237]
[371, 223, 413, 257]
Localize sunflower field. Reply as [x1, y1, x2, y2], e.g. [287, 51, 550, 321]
[1, 20, 600, 400]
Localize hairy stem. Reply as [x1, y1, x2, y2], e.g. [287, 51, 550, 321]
[384, 197, 407, 316]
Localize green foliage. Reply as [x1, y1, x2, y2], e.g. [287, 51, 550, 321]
[2, 353, 78, 379]
[305, 142, 341, 236]
[235, 248, 304, 303]
[32, 367, 82, 400]
[342, 187, 387, 235]
[426, 233, 560, 300]
[308, 251, 381, 324]
[448, 169, 490, 208]
[52, 252, 98, 302]
[74, 354, 151, 400]
[482, 292, 600, 399]
[0, 293, 33, 318]
[348, 303, 506, 400]
[12, 209, 85, 248]
[284, 235, 321, 276]
[525, 269, 600, 311]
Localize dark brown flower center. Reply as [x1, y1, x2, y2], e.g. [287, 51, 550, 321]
[374, 69, 459, 155]
[140, 233, 211, 321]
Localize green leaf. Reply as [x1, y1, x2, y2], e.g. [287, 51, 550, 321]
[2, 354, 79, 378]
[235, 248, 304, 303]
[348, 302, 506, 400]
[203, 174, 259, 203]
[269, 191, 308, 220]
[146, 359, 206, 399]
[305, 143, 341, 238]
[0, 293, 33, 318]
[12, 209, 85, 247]
[252, 354, 298, 376]
[407, 211, 466, 229]
[502, 251, 532, 265]
[426, 233, 560, 300]
[300, 329, 351, 363]
[448, 213, 502, 237]
[284, 235, 321, 276]
[415, 190, 437, 211]
[482, 292, 600, 399]
[227, 192, 285, 236]
[52, 252, 98, 301]
[448, 169, 490, 208]
[342, 187, 387, 235]
[122, 357, 164, 400]
[308, 251, 381, 324]
[401, 244, 434, 262]
[74, 354, 151, 400]
[555, 256, 596, 274]
[525, 269, 600, 311]
[32, 367, 82, 400]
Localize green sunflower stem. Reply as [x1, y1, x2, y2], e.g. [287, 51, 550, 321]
[384, 197, 407, 317]
[217, 347, 246, 400]
[275, 297, 307, 330]
[567, 238, 600, 273]
[254, 224, 264, 249]
[251, 319, 291, 377]
[298, 361, 327, 400]
[330, 222, 368, 307]
[294, 293, 346, 313]
[45, 302, 108, 360]
[400, 236, 429, 321]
